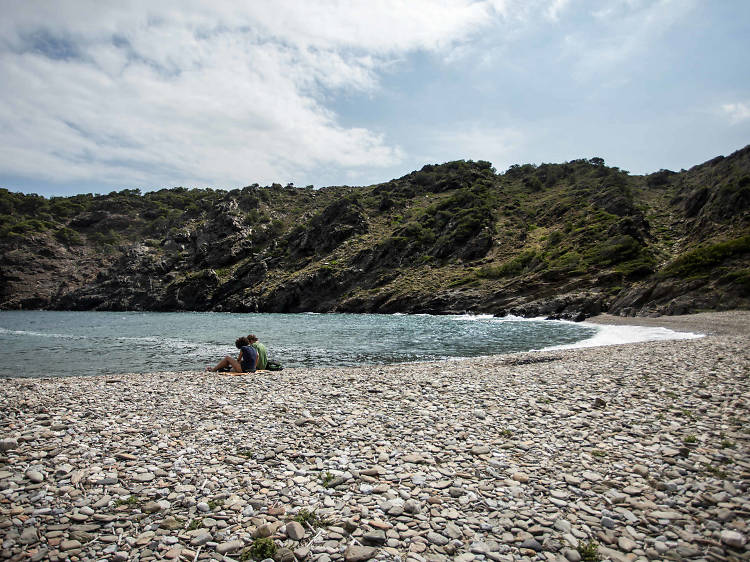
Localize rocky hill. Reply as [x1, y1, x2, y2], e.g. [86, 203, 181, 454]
[2, 146, 749, 318]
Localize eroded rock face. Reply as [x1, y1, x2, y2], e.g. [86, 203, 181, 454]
[286, 198, 369, 258]
[498, 291, 607, 322]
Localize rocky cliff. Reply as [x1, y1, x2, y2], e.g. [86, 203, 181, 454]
[2, 146, 749, 318]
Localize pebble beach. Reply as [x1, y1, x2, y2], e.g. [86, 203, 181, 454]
[1, 311, 749, 562]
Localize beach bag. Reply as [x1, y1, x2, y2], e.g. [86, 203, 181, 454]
[266, 360, 283, 371]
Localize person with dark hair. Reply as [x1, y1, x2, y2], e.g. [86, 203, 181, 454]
[247, 334, 268, 370]
[205, 336, 258, 374]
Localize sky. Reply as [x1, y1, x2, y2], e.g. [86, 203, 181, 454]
[0, 0, 749, 197]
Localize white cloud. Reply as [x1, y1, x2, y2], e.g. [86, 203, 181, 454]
[545, 0, 570, 20]
[0, 1, 499, 189]
[722, 102, 750, 125]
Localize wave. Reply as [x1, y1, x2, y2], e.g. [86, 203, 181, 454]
[0, 327, 80, 339]
[451, 313, 496, 321]
[541, 323, 703, 351]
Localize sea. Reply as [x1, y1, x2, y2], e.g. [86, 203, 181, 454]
[0, 310, 703, 378]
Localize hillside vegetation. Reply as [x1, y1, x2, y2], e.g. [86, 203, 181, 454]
[2, 145, 749, 318]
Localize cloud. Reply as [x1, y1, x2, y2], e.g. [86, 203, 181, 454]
[562, 0, 698, 82]
[545, 0, 571, 20]
[0, 1, 497, 189]
[722, 102, 750, 125]
[421, 124, 526, 170]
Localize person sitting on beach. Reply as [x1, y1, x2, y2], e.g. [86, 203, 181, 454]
[205, 336, 257, 374]
[247, 334, 268, 370]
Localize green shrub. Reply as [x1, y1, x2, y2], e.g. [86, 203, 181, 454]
[614, 253, 657, 279]
[547, 250, 583, 273]
[5, 218, 54, 236]
[89, 230, 122, 247]
[547, 229, 563, 246]
[477, 250, 540, 279]
[113, 495, 138, 507]
[293, 508, 328, 527]
[720, 268, 750, 294]
[243, 537, 277, 560]
[589, 235, 641, 266]
[662, 234, 750, 279]
[54, 227, 83, 246]
[577, 540, 601, 562]
[398, 221, 435, 245]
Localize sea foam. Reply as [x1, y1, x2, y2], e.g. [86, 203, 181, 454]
[542, 322, 703, 351]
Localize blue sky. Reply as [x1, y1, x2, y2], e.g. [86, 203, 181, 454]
[1, 0, 749, 196]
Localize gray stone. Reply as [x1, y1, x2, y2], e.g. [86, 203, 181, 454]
[133, 472, 155, 482]
[190, 532, 212, 546]
[19, 526, 38, 545]
[721, 530, 746, 549]
[26, 470, 44, 483]
[275, 547, 296, 562]
[448, 486, 465, 497]
[142, 501, 162, 513]
[617, 536, 636, 552]
[254, 523, 274, 538]
[404, 499, 421, 514]
[160, 516, 184, 530]
[363, 529, 386, 545]
[0, 438, 18, 452]
[511, 472, 529, 483]
[60, 539, 82, 551]
[216, 540, 243, 554]
[344, 545, 378, 561]
[286, 521, 305, 540]
[519, 538, 543, 552]
[427, 531, 450, 546]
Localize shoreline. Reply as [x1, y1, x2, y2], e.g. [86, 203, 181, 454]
[583, 310, 750, 337]
[1, 314, 748, 561]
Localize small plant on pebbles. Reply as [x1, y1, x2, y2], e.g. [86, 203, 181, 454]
[683, 435, 697, 444]
[320, 471, 335, 488]
[499, 429, 512, 438]
[242, 537, 277, 560]
[704, 465, 728, 478]
[591, 449, 607, 458]
[187, 519, 203, 531]
[577, 540, 601, 562]
[720, 439, 736, 449]
[114, 495, 138, 507]
[293, 508, 328, 528]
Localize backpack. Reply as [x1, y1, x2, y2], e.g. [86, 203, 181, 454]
[266, 360, 283, 371]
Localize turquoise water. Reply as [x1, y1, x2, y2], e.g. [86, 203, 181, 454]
[0, 311, 598, 378]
